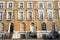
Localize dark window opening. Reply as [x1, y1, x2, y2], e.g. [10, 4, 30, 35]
[10, 23, 14, 33]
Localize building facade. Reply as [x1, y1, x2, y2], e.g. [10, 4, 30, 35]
[0, 0, 60, 39]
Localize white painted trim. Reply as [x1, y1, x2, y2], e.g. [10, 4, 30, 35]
[38, 2, 44, 8]
[6, 10, 13, 20]
[58, 2, 60, 8]
[38, 9, 44, 20]
[27, 10, 33, 20]
[47, 10, 54, 20]
[18, 2, 24, 8]
[18, 10, 24, 20]
[0, 1, 4, 8]
[47, 2, 53, 8]
[7, 1, 13, 8]
[27, 2, 33, 8]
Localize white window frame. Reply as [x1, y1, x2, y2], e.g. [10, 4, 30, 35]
[47, 10, 53, 20]
[0, 10, 4, 20]
[18, 10, 24, 20]
[47, 2, 53, 8]
[58, 2, 60, 8]
[6, 10, 13, 20]
[18, 2, 24, 8]
[38, 2, 44, 8]
[7, 1, 13, 8]
[27, 2, 33, 8]
[38, 10, 44, 20]
[27, 10, 33, 20]
[0, 1, 4, 8]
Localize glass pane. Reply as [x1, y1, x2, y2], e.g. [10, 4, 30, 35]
[39, 3, 43, 8]
[48, 3, 51, 8]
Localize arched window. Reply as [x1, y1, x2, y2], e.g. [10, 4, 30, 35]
[0, 23, 4, 31]
[30, 23, 35, 32]
[20, 22, 26, 32]
[52, 22, 57, 31]
[10, 23, 14, 32]
[42, 22, 46, 30]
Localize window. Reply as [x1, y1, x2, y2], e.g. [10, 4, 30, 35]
[59, 10, 60, 19]
[58, 2, 60, 8]
[7, 10, 13, 20]
[47, 10, 53, 20]
[18, 10, 24, 20]
[27, 10, 33, 20]
[47, 2, 53, 8]
[30, 23, 35, 32]
[0, 23, 4, 31]
[0, 11, 4, 20]
[20, 23, 26, 32]
[0, 2, 4, 8]
[38, 2, 44, 8]
[8, 23, 14, 33]
[52, 23, 57, 31]
[27, 2, 33, 8]
[7, 2, 13, 8]
[38, 10, 44, 20]
[42, 22, 46, 30]
[18, 2, 24, 8]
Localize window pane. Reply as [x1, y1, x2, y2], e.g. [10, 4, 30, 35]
[48, 11, 53, 19]
[0, 23, 4, 31]
[9, 3, 12, 8]
[28, 12, 32, 20]
[18, 11, 23, 20]
[0, 3, 3, 8]
[19, 3, 24, 8]
[39, 3, 43, 8]
[27, 2, 33, 8]
[0, 12, 3, 20]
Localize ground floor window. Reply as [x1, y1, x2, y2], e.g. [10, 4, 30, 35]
[0, 23, 4, 31]
[42, 22, 46, 30]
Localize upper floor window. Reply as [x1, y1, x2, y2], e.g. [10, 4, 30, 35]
[47, 10, 53, 20]
[42, 22, 46, 30]
[27, 2, 33, 8]
[0, 11, 4, 20]
[38, 2, 44, 8]
[58, 10, 60, 19]
[7, 2, 13, 8]
[58, 2, 60, 8]
[18, 10, 24, 20]
[47, 2, 53, 8]
[38, 10, 44, 20]
[27, 10, 33, 20]
[7, 10, 13, 20]
[18, 2, 24, 8]
[0, 1, 4, 8]
[0, 23, 4, 31]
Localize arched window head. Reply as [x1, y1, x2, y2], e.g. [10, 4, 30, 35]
[31, 23, 35, 26]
